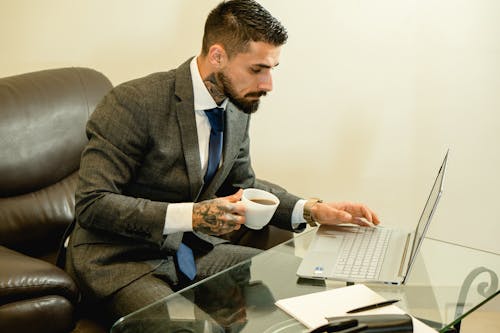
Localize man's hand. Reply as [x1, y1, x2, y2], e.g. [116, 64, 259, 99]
[193, 189, 246, 235]
[313, 202, 380, 227]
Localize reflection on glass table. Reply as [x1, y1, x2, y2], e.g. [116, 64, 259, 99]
[111, 230, 499, 333]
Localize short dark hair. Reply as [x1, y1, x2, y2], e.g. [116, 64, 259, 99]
[201, 0, 288, 58]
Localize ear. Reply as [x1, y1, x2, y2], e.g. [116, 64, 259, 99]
[208, 44, 227, 67]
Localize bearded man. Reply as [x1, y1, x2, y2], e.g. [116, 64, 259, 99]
[65, 0, 379, 322]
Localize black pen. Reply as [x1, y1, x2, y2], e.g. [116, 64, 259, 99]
[345, 299, 400, 314]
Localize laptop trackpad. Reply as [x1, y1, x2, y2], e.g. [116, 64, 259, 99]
[313, 234, 343, 253]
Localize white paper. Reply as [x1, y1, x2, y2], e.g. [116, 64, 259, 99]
[275, 284, 437, 332]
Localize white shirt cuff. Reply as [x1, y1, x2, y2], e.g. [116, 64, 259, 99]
[164, 202, 194, 234]
[291, 199, 307, 229]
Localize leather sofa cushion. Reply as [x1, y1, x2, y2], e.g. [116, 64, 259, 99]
[0, 172, 78, 255]
[0, 295, 74, 333]
[0, 246, 78, 304]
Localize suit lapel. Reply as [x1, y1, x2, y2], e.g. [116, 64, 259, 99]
[223, 102, 248, 171]
[173, 58, 250, 200]
[174, 59, 204, 200]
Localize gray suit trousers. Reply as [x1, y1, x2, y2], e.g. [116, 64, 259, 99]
[105, 243, 261, 322]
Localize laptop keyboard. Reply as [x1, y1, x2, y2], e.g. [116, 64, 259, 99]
[333, 227, 392, 279]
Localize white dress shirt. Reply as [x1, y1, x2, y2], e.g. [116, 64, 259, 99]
[163, 57, 306, 234]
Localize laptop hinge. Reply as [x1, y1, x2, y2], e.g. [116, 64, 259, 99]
[398, 233, 412, 277]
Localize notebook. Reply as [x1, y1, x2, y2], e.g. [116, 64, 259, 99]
[297, 150, 448, 285]
[275, 284, 437, 332]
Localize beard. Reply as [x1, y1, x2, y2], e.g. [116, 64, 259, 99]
[216, 70, 267, 114]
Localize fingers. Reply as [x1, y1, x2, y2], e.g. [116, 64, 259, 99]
[219, 199, 245, 219]
[220, 189, 246, 221]
[358, 205, 373, 223]
[359, 206, 380, 225]
[371, 211, 381, 225]
[363, 206, 380, 225]
[334, 209, 352, 222]
[192, 198, 246, 236]
[316, 206, 352, 225]
[339, 202, 380, 226]
[351, 217, 374, 227]
[226, 188, 244, 203]
[215, 201, 246, 228]
[221, 211, 245, 225]
[319, 202, 380, 227]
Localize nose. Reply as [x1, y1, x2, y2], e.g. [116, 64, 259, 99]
[257, 71, 273, 92]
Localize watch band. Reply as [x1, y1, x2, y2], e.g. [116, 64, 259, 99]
[303, 198, 323, 227]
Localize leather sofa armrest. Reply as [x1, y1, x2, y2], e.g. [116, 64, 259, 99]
[0, 246, 78, 304]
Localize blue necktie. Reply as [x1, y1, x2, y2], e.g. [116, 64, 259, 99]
[203, 107, 224, 184]
[176, 242, 196, 280]
[176, 107, 224, 281]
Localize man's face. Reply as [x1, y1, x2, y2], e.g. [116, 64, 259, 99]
[217, 41, 281, 114]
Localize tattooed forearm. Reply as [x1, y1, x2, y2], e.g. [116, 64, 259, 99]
[192, 199, 241, 235]
[203, 73, 226, 105]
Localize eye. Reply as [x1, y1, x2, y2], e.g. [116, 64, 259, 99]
[250, 67, 262, 74]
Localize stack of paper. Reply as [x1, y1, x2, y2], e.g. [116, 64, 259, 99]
[275, 284, 437, 332]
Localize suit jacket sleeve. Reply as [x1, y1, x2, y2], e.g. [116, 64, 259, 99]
[75, 82, 168, 247]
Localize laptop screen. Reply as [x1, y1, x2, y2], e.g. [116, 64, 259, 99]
[407, 150, 448, 270]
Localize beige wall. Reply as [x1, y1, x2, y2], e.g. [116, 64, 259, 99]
[2, 0, 499, 254]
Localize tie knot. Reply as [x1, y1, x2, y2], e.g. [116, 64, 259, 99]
[204, 107, 224, 132]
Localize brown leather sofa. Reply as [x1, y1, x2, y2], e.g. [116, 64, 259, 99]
[0, 67, 112, 333]
[0, 67, 294, 333]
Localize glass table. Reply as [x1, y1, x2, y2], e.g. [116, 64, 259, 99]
[111, 229, 499, 333]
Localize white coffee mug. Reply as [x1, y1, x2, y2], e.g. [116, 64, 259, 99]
[241, 188, 280, 230]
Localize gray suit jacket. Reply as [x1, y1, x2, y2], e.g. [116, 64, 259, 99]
[67, 58, 302, 300]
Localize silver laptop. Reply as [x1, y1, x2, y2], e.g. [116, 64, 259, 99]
[297, 150, 448, 285]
